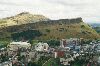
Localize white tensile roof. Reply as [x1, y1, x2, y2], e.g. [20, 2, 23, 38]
[10, 41, 30, 45]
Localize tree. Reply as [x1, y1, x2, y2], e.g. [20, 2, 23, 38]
[29, 40, 38, 46]
[46, 39, 60, 46]
[45, 29, 50, 33]
[28, 61, 39, 66]
[81, 25, 85, 28]
[11, 30, 42, 41]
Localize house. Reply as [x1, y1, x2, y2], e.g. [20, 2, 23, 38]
[35, 42, 49, 52]
[0, 61, 12, 66]
[54, 51, 65, 58]
[54, 47, 68, 58]
[60, 38, 81, 48]
[60, 54, 74, 65]
[8, 41, 31, 51]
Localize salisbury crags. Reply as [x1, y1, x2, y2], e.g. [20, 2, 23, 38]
[0, 12, 99, 40]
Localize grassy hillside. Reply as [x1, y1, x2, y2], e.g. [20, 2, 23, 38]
[0, 12, 49, 28]
[37, 21, 99, 40]
[0, 18, 99, 41]
[0, 12, 99, 41]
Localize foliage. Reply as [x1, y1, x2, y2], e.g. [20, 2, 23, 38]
[0, 53, 9, 62]
[28, 61, 40, 66]
[11, 30, 42, 41]
[0, 41, 10, 47]
[45, 29, 50, 33]
[29, 40, 39, 46]
[46, 39, 60, 46]
[36, 56, 50, 66]
[81, 25, 85, 28]
[84, 39, 92, 44]
[43, 58, 60, 66]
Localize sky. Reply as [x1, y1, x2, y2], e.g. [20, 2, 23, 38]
[0, 0, 100, 23]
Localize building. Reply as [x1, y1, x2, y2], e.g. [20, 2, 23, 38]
[8, 41, 31, 51]
[60, 54, 74, 66]
[54, 51, 65, 58]
[60, 38, 81, 48]
[35, 42, 49, 52]
[0, 61, 12, 66]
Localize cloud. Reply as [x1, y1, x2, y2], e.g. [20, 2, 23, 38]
[0, 0, 100, 23]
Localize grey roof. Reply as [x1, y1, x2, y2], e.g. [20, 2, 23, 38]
[0, 61, 12, 66]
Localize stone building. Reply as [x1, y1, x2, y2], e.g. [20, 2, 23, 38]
[8, 41, 31, 51]
[35, 42, 49, 52]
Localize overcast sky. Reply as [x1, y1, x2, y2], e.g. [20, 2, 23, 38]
[0, 0, 100, 23]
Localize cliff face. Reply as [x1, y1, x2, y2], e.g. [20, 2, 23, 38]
[40, 17, 83, 25]
[0, 15, 99, 40]
[0, 17, 83, 32]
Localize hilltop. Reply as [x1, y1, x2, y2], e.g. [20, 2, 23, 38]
[0, 12, 49, 27]
[0, 12, 99, 41]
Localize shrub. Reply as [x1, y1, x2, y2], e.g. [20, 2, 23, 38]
[45, 29, 50, 33]
[81, 25, 85, 28]
[11, 30, 42, 40]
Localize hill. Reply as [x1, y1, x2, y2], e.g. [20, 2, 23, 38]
[90, 23, 100, 34]
[90, 23, 100, 28]
[0, 12, 49, 28]
[0, 13, 99, 41]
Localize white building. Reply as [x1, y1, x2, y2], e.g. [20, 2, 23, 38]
[0, 61, 12, 66]
[60, 54, 74, 65]
[60, 38, 81, 47]
[35, 42, 49, 52]
[8, 41, 31, 51]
